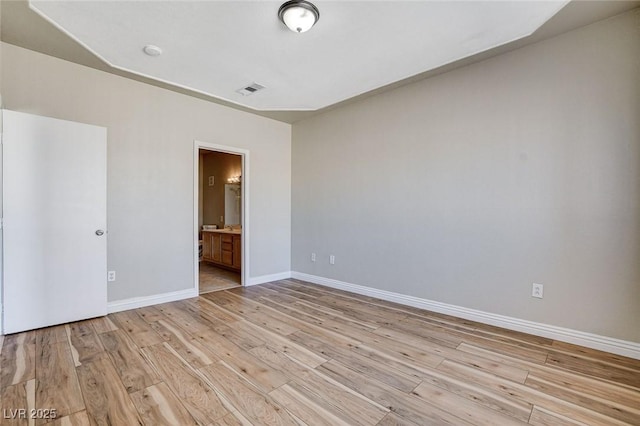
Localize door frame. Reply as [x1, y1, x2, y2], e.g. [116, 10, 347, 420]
[193, 141, 249, 292]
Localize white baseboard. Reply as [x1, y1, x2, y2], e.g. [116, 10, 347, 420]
[291, 271, 640, 360]
[107, 288, 198, 314]
[106, 271, 293, 314]
[247, 271, 292, 287]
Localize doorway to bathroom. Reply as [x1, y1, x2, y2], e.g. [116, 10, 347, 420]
[194, 141, 249, 294]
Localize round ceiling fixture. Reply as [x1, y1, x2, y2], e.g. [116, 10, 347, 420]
[143, 45, 163, 57]
[278, 0, 320, 33]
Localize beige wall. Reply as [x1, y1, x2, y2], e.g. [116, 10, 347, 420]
[0, 2, 3, 320]
[1, 42, 291, 301]
[201, 151, 242, 228]
[0, 0, 2, 108]
[291, 10, 640, 342]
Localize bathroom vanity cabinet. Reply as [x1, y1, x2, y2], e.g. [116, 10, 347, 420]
[202, 230, 241, 271]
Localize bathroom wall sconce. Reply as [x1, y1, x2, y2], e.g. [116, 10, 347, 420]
[227, 175, 242, 184]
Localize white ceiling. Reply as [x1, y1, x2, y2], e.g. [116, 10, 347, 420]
[30, 1, 568, 112]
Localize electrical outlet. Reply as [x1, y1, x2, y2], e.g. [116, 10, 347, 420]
[108, 271, 116, 282]
[532, 283, 543, 298]
[329, 255, 335, 265]
[311, 253, 316, 262]
[208, 176, 215, 186]
[220, 216, 224, 222]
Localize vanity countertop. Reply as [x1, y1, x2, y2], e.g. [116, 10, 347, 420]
[202, 228, 241, 235]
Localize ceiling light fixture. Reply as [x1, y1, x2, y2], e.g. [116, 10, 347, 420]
[278, 0, 320, 33]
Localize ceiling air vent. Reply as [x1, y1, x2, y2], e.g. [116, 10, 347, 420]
[236, 83, 265, 96]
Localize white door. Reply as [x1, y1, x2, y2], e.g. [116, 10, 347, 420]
[2, 110, 107, 334]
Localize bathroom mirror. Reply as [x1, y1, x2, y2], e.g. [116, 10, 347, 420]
[224, 183, 241, 226]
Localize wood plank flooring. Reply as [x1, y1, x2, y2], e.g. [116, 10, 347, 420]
[1, 279, 639, 425]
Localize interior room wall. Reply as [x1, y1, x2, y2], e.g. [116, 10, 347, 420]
[0, 1, 3, 330]
[1, 42, 291, 302]
[291, 9, 640, 343]
[0, 0, 3, 108]
[0, 0, 2, 109]
[201, 151, 242, 229]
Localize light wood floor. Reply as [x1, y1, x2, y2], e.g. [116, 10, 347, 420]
[199, 262, 241, 294]
[1, 280, 639, 425]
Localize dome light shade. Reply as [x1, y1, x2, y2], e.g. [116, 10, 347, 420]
[278, 0, 320, 33]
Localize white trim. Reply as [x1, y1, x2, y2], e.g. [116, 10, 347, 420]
[193, 141, 250, 294]
[107, 288, 197, 314]
[248, 271, 292, 287]
[291, 271, 640, 360]
[106, 271, 290, 315]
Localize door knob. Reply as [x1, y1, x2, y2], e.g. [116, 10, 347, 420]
[95, 230, 105, 236]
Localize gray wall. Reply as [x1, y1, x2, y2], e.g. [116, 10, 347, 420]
[0, 1, 3, 324]
[0, 0, 2, 108]
[1, 43, 291, 302]
[292, 10, 640, 342]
